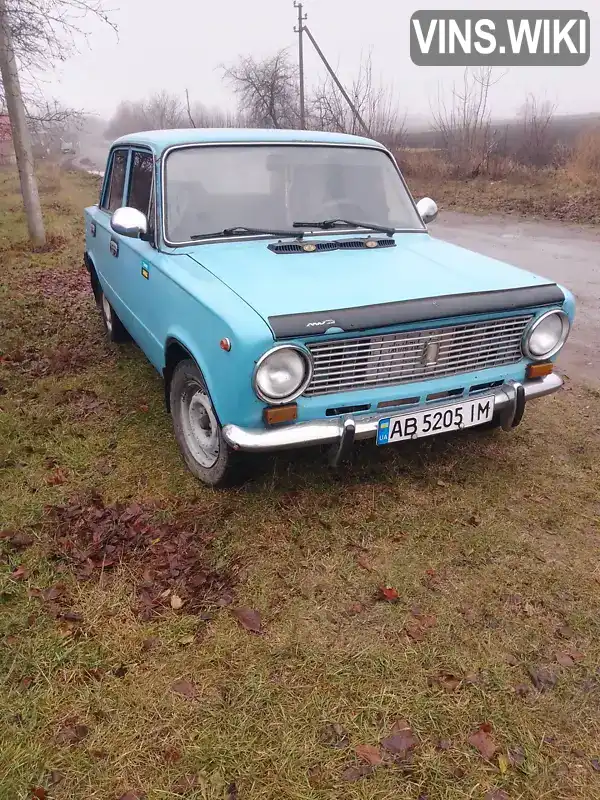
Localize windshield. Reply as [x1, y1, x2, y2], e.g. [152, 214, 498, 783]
[163, 144, 424, 244]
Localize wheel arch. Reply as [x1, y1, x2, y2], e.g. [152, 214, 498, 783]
[163, 337, 213, 414]
[84, 250, 102, 305]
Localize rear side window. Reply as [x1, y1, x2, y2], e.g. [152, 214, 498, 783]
[127, 151, 154, 215]
[102, 149, 128, 212]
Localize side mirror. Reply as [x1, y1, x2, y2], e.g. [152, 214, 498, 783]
[416, 197, 438, 225]
[110, 206, 148, 239]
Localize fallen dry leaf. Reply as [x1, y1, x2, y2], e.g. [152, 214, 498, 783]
[346, 602, 364, 616]
[163, 746, 181, 763]
[56, 723, 89, 745]
[170, 594, 184, 610]
[178, 634, 195, 645]
[468, 725, 497, 760]
[60, 611, 83, 622]
[226, 782, 238, 800]
[508, 745, 526, 767]
[556, 625, 575, 639]
[514, 683, 530, 697]
[527, 664, 557, 692]
[1, 531, 34, 549]
[498, 753, 509, 774]
[591, 758, 600, 772]
[357, 554, 374, 572]
[31, 787, 47, 799]
[46, 467, 68, 486]
[436, 738, 451, 751]
[355, 744, 383, 766]
[555, 649, 584, 667]
[11, 565, 29, 580]
[118, 792, 145, 800]
[378, 585, 399, 602]
[141, 637, 159, 652]
[381, 720, 418, 756]
[321, 722, 349, 749]
[429, 672, 462, 691]
[48, 771, 65, 786]
[19, 677, 33, 690]
[171, 775, 199, 794]
[231, 607, 262, 633]
[41, 585, 64, 602]
[340, 765, 374, 782]
[171, 679, 196, 698]
[485, 791, 509, 800]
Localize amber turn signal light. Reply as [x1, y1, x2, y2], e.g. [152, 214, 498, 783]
[526, 362, 554, 379]
[263, 404, 297, 425]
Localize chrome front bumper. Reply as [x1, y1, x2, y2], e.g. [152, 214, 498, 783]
[222, 373, 563, 461]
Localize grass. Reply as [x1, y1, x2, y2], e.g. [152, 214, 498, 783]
[1, 165, 600, 800]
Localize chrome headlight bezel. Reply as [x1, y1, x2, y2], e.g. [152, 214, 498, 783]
[522, 309, 570, 361]
[252, 344, 313, 405]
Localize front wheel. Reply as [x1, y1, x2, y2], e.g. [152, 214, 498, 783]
[170, 359, 239, 487]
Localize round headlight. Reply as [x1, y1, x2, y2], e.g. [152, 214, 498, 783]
[253, 345, 312, 404]
[522, 309, 570, 360]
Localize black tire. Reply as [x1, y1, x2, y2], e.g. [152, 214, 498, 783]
[170, 358, 240, 487]
[99, 289, 130, 343]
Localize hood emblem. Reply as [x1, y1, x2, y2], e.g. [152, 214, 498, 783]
[421, 339, 441, 366]
[306, 318, 336, 328]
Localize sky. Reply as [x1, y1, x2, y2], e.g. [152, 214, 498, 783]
[46, 0, 599, 126]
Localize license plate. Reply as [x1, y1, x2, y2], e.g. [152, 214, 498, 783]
[376, 396, 495, 445]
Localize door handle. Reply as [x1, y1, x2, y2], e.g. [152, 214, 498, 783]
[109, 238, 119, 257]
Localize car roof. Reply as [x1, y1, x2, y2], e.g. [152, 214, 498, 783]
[110, 127, 385, 155]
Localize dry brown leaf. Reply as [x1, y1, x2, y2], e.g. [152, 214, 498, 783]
[485, 791, 509, 800]
[171, 679, 196, 698]
[468, 725, 497, 760]
[170, 594, 184, 610]
[527, 664, 557, 691]
[340, 765, 374, 781]
[118, 792, 145, 800]
[321, 722, 349, 749]
[141, 637, 159, 652]
[556, 625, 575, 639]
[357, 554, 374, 572]
[31, 788, 47, 799]
[381, 720, 418, 755]
[378, 585, 399, 602]
[231, 607, 262, 633]
[429, 672, 462, 691]
[355, 744, 383, 766]
[11, 565, 29, 580]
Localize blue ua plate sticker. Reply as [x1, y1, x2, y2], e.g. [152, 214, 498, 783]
[377, 417, 391, 445]
[141, 261, 150, 279]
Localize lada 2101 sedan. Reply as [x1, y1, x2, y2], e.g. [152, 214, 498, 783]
[84, 129, 575, 486]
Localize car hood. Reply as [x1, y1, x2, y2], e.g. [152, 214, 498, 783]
[187, 233, 563, 337]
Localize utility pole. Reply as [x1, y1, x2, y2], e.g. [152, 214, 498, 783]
[303, 24, 371, 138]
[293, 1, 307, 129]
[0, 0, 45, 246]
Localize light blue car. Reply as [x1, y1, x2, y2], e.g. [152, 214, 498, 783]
[84, 128, 575, 486]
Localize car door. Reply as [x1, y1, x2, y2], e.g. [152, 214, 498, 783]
[109, 147, 165, 367]
[93, 146, 132, 327]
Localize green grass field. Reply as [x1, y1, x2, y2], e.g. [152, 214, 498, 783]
[1, 166, 600, 800]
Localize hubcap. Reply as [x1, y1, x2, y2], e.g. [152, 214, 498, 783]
[180, 382, 220, 469]
[102, 295, 113, 334]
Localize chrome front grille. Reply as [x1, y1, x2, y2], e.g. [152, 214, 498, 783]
[304, 314, 533, 396]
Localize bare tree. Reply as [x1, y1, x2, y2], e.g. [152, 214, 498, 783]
[430, 67, 504, 177]
[310, 51, 405, 148]
[0, 0, 115, 245]
[221, 49, 300, 129]
[517, 93, 557, 166]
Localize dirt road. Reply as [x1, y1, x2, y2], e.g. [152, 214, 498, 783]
[435, 212, 599, 385]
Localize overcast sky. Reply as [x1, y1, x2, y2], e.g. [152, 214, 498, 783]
[47, 0, 598, 124]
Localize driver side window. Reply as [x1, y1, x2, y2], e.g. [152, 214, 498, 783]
[101, 149, 128, 213]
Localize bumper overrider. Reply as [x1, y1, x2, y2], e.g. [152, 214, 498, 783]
[222, 373, 563, 464]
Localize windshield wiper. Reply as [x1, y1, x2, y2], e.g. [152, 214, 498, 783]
[292, 218, 395, 236]
[190, 226, 303, 241]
